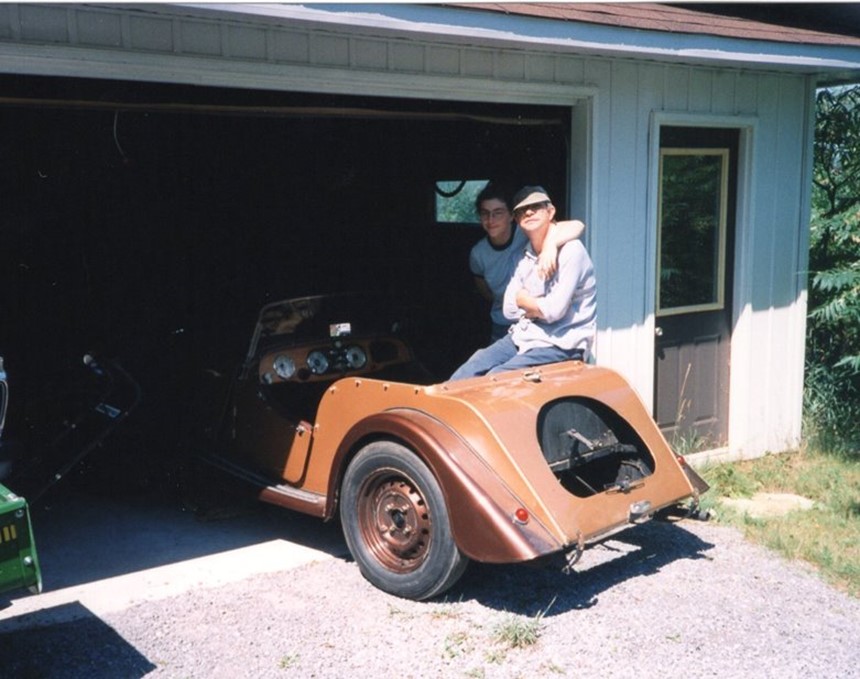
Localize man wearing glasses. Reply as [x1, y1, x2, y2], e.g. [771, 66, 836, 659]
[450, 186, 596, 380]
[470, 182, 585, 342]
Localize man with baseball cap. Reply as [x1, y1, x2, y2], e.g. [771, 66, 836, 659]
[468, 181, 585, 343]
[450, 185, 596, 379]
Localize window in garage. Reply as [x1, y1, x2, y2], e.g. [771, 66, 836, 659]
[435, 180, 488, 224]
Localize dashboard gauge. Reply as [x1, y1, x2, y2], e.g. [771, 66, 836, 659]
[307, 350, 330, 375]
[273, 355, 296, 380]
[344, 345, 367, 370]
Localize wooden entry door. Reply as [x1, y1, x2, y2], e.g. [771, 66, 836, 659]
[654, 127, 738, 449]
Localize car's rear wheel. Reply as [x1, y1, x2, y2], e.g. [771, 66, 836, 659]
[339, 441, 468, 600]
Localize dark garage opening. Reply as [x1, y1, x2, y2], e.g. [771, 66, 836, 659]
[0, 75, 570, 479]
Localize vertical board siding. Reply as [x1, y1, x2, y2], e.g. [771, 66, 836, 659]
[663, 65, 690, 111]
[18, 4, 68, 43]
[689, 70, 713, 112]
[390, 43, 424, 72]
[128, 16, 174, 53]
[772, 76, 811, 452]
[628, 63, 665, 389]
[750, 74, 783, 453]
[556, 56, 585, 85]
[497, 51, 526, 80]
[181, 21, 221, 57]
[0, 5, 11, 39]
[583, 57, 614, 363]
[742, 74, 780, 454]
[712, 71, 737, 115]
[426, 46, 460, 75]
[310, 34, 350, 67]
[462, 47, 494, 77]
[735, 72, 759, 115]
[353, 38, 388, 70]
[76, 9, 123, 48]
[228, 26, 266, 61]
[526, 53, 555, 82]
[268, 30, 309, 63]
[602, 61, 643, 375]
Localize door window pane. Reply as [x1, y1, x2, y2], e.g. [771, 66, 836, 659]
[657, 149, 728, 315]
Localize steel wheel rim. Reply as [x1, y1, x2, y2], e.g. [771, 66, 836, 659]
[357, 468, 433, 573]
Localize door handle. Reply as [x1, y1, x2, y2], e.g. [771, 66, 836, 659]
[655, 327, 663, 337]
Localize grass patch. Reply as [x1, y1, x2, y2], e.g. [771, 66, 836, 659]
[700, 448, 860, 597]
[278, 653, 300, 669]
[429, 601, 462, 620]
[492, 615, 542, 649]
[442, 630, 474, 659]
[491, 597, 555, 652]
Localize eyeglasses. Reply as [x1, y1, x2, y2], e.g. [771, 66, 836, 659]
[512, 202, 549, 220]
[478, 208, 510, 222]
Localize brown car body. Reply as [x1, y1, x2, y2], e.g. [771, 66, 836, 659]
[199, 294, 707, 599]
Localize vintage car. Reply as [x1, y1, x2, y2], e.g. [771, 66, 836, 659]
[195, 292, 708, 600]
[0, 356, 42, 596]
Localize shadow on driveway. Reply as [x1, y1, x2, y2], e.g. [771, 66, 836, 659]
[450, 519, 716, 615]
[0, 601, 156, 678]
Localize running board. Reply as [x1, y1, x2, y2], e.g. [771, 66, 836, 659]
[202, 453, 327, 517]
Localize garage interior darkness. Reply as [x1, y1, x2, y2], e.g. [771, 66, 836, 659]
[1, 74, 570, 473]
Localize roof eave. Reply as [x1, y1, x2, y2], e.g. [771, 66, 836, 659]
[181, 3, 860, 83]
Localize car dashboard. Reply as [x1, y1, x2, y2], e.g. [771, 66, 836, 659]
[258, 336, 414, 385]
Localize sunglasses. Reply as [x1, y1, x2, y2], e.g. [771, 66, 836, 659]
[512, 202, 549, 220]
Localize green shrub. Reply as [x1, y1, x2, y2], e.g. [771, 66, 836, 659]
[806, 85, 860, 457]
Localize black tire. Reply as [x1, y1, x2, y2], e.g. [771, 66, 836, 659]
[339, 440, 468, 600]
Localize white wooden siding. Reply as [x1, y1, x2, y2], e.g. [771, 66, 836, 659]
[0, 3, 816, 456]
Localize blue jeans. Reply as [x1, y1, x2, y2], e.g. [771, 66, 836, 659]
[449, 336, 577, 381]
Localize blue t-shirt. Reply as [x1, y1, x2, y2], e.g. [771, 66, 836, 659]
[469, 228, 529, 327]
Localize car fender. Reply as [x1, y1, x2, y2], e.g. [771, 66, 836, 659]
[328, 408, 563, 563]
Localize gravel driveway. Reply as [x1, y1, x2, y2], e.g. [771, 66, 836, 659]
[1, 490, 858, 678]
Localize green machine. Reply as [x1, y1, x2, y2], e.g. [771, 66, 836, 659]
[0, 356, 42, 596]
[0, 481, 41, 595]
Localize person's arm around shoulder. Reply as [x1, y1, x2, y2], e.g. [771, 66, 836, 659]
[537, 219, 585, 280]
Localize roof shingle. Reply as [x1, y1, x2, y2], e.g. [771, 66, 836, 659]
[453, 3, 860, 47]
